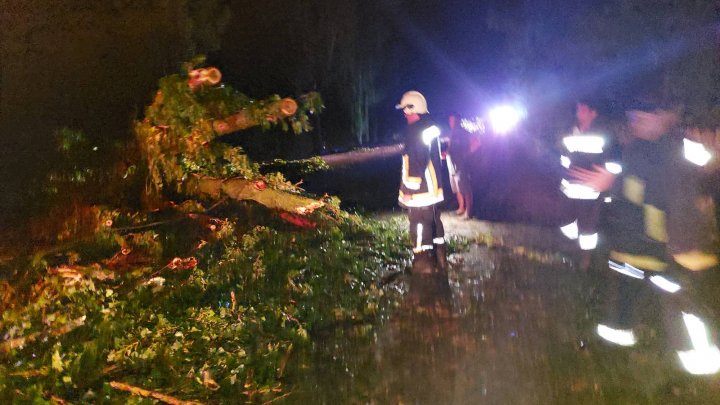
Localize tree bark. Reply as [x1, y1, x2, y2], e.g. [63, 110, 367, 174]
[212, 98, 298, 135]
[188, 176, 322, 214]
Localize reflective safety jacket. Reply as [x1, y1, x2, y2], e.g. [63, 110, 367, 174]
[560, 125, 621, 200]
[604, 130, 718, 272]
[398, 115, 444, 208]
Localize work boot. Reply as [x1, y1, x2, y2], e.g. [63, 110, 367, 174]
[434, 243, 449, 271]
[411, 250, 436, 275]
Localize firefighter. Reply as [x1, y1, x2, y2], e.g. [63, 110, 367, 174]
[558, 99, 621, 254]
[570, 99, 720, 374]
[396, 90, 447, 273]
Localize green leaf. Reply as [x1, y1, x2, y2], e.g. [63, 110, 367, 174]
[52, 349, 63, 372]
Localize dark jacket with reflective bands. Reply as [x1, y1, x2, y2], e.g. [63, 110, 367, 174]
[604, 129, 718, 272]
[560, 123, 621, 200]
[398, 115, 444, 208]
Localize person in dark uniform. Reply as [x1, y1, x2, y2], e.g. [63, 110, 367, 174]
[558, 99, 621, 254]
[396, 90, 447, 273]
[570, 98, 720, 374]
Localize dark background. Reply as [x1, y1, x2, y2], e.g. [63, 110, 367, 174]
[1, 0, 718, 222]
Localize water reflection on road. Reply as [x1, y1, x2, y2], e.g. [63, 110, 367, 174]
[286, 221, 720, 404]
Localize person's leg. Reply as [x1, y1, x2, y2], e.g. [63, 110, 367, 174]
[455, 189, 465, 215]
[462, 188, 473, 219]
[409, 207, 436, 252]
[447, 157, 462, 214]
[408, 208, 422, 253]
[577, 200, 601, 251]
[432, 205, 448, 270]
[432, 205, 445, 242]
[409, 207, 436, 274]
[597, 267, 643, 346]
[457, 171, 471, 218]
[560, 199, 580, 240]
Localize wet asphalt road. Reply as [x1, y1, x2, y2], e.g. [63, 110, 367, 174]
[284, 212, 720, 404]
[290, 144, 720, 404]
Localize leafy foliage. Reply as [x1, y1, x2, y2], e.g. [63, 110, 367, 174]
[0, 53, 406, 403]
[0, 201, 409, 403]
[135, 57, 324, 200]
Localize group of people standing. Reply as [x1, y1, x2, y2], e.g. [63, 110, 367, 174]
[394, 88, 720, 371]
[559, 96, 718, 273]
[395, 89, 718, 277]
[561, 96, 719, 363]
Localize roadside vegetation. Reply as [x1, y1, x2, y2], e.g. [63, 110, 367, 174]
[0, 59, 409, 403]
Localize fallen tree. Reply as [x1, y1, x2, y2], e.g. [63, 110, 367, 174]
[134, 59, 324, 212]
[0, 58, 410, 403]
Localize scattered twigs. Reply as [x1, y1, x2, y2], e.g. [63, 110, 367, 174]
[49, 394, 69, 404]
[262, 390, 294, 405]
[8, 367, 49, 378]
[0, 316, 86, 354]
[109, 381, 204, 405]
[114, 197, 229, 234]
[0, 332, 41, 354]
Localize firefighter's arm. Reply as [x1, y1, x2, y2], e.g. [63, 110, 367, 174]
[567, 164, 617, 193]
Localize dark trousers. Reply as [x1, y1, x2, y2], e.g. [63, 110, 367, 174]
[601, 265, 717, 351]
[564, 198, 602, 235]
[603, 269, 659, 329]
[408, 205, 444, 252]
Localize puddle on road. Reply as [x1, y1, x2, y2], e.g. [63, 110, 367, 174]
[285, 243, 720, 404]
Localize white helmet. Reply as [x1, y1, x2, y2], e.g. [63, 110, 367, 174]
[395, 90, 428, 115]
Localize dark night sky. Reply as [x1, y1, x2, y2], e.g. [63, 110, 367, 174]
[382, 0, 507, 116]
[1, 0, 518, 219]
[212, 0, 511, 136]
[2, 0, 716, 221]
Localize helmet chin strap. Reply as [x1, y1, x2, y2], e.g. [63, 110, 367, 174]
[405, 113, 421, 124]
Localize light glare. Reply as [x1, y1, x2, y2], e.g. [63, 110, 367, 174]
[460, 117, 485, 133]
[683, 138, 712, 166]
[488, 105, 523, 134]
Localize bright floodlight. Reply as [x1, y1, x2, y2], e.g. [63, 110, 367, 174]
[683, 138, 712, 167]
[488, 105, 522, 135]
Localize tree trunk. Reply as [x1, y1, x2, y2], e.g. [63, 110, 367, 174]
[188, 176, 322, 214]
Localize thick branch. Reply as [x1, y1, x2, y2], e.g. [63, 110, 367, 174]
[213, 98, 298, 135]
[110, 381, 203, 405]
